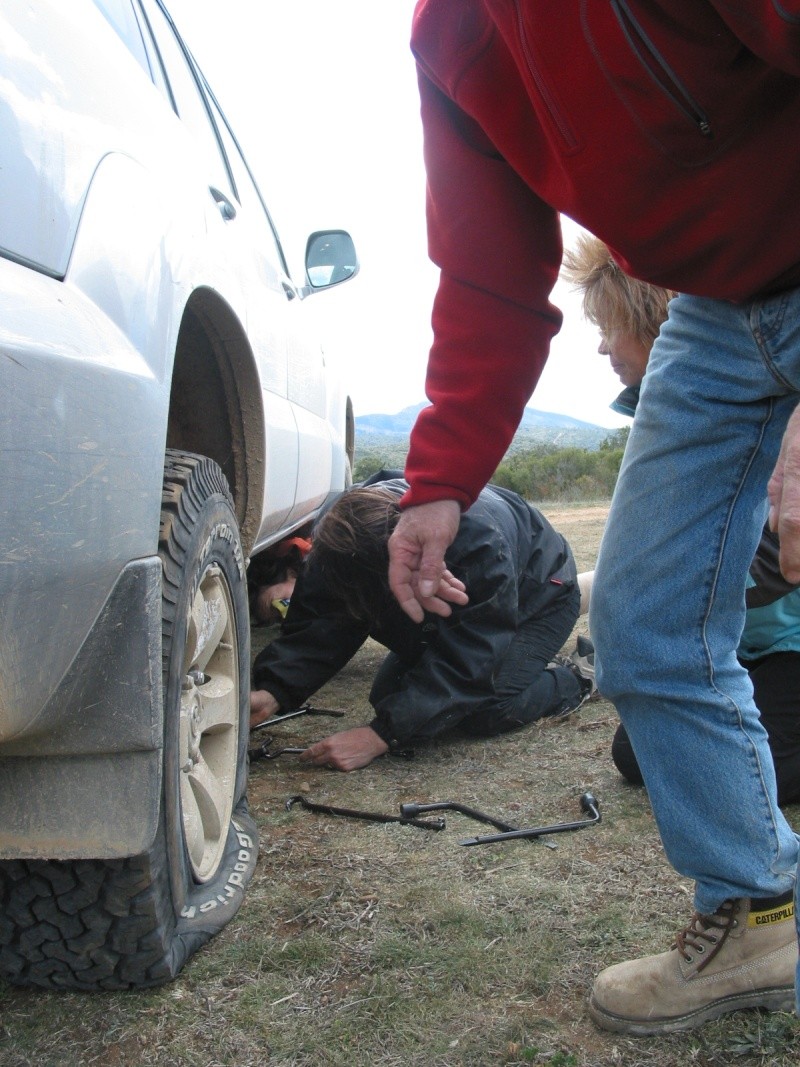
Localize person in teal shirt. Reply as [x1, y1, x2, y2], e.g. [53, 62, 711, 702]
[565, 234, 800, 805]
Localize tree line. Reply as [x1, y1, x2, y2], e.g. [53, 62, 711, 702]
[353, 427, 630, 502]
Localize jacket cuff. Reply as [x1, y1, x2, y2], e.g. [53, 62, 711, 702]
[250, 673, 291, 712]
[369, 717, 410, 753]
[399, 482, 471, 510]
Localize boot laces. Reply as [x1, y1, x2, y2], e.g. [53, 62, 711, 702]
[674, 900, 738, 972]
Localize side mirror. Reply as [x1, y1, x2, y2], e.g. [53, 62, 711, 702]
[304, 230, 359, 290]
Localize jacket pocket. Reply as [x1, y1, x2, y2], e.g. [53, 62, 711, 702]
[581, 0, 791, 168]
[610, 0, 711, 138]
[511, 0, 582, 154]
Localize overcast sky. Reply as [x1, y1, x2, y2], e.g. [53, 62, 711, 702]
[166, 0, 627, 429]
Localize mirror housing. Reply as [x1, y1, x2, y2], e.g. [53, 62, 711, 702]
[304, 230, 359, 292]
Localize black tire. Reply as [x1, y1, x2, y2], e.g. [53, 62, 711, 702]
[0, 451, 257, 990]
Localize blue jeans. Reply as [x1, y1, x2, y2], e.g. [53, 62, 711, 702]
[590, 290, 800, 996]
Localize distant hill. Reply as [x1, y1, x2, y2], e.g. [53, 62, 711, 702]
[354, 402, 611, 461]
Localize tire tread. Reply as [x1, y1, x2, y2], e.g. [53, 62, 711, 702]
[0, 451, 252, 991]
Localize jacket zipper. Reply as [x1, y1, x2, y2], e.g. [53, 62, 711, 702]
[610, 0, 712, 138]
[512, 1, 579, 151]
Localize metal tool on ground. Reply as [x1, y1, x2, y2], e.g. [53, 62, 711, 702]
[458, 792, 601, 846]
[250, 702, 346, 732]
[399, 800, 519, 834]
[285, 794, 445, 831]
[283, 792, 600, 843]
[250, 743, 309, 762]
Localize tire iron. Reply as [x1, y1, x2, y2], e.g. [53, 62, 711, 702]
[251, 702, 346, 733]
[285, 794, 445, 831]
[458, 792, 601, 846]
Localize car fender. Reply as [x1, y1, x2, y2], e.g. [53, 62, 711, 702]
[0, 253, 166, 740]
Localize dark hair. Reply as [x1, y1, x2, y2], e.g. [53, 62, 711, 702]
[310, 487, 401, 624]
[246, 544, 305, 619]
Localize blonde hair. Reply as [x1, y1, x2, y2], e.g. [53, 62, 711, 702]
[562, 234, 675, 348]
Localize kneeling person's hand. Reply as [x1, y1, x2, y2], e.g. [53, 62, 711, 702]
[300, 726, 389, 771]
[250, 688, 280, 730]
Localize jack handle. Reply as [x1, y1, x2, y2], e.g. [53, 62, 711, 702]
[458, 792, 601, 846]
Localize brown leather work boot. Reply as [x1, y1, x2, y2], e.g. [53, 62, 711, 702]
[589, 893, 797, 1035]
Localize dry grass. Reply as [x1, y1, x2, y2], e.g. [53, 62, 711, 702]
[1, 503, 799, 1066]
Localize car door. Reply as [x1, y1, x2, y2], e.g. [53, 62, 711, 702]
[139, 0, 302, 537]
[206, 97, 336, 529]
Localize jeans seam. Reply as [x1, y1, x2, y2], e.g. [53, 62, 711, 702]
[751, 294, 796, 391]
[700, 393, 791, 881]
[700, 396, 773, 675]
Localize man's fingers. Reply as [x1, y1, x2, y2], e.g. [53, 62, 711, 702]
[770, 404, 800, 582]
[778, 507, 800, 582]
[299, 743, 315, 759]
[299, 742, 332, 767]
[416, 534, 456, 597]
[414, 594, 453, 619]
[390, 569, 468, 621]
[387, 548, 425, 622]
[441, 569, 467, 592]
[435, 570, 469, 605]
[388, 499, 462, 618]
[389, 572, 425, 623]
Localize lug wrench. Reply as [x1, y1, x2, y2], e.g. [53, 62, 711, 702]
[399, 800, 519, 834]
[251, 702, 346, 732]
[458, 792, 601, 846]
[285, 794, 445, 831]
[251, 744, 308, 761]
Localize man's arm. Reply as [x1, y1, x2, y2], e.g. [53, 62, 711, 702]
[251, 559, 369, 716]
[386, 69, 563, 615]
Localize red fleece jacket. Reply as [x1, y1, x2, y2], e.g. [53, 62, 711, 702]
[402, 0, 800, 510]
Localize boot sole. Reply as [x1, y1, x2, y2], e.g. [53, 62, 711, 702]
[588, 985, 796, 1036]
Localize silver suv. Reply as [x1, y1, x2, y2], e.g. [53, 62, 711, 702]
[0, 0, 357, 990]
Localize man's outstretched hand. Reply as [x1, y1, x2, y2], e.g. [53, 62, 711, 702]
[300, 726, 389, 772]
[388, 499, 466, 622]
[769, 403, 800, 582]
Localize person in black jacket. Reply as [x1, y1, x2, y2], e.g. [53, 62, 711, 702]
[249, 473, 592, 771]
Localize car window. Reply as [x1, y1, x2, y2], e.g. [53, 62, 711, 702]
[138, 0, 234, 199]
[206, 95, 291, 278]
[92, 0, 152, 77]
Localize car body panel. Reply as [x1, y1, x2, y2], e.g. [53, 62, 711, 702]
[0, 0, 175, 278]
[0, 0, 357, 857]
[0, 257, 166, 742]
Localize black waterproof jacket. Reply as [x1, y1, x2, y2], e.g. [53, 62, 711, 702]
[251, 476, 576, 747]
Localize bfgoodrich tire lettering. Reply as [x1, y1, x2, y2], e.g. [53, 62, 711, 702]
[0, 451, 257, 990]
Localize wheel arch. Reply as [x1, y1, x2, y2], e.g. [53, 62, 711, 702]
[166, 288, 265, 555]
